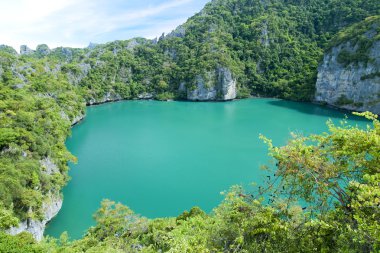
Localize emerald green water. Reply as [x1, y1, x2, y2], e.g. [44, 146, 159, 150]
[45, 98, 368, 239]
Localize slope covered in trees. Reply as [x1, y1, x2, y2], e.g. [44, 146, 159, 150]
[12, 0, 380, 102]
[0, 0, 379, 251]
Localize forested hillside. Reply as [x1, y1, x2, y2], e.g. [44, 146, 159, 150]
[0, 0, 379, 251]
[11, 0, 380, 102]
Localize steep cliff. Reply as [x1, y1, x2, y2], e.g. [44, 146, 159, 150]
[7, 193, 62, 241]
[315, 16, 380, 114]
[187, 67, 237, 101]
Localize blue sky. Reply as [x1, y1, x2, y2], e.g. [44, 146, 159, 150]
[0, 0, 210, 51]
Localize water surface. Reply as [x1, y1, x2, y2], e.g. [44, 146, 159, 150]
[45, 99, 368, 239]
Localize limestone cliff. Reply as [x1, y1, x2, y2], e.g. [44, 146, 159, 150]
[7, 194, 62, 241]
[7, 158, 62, 241]
[315, 17, 380, 114]
[187, 67, 237, 101]
[20, 45, 34, 55]
[87, 92, 123, 105]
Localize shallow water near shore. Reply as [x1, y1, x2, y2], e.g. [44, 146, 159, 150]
[45, 98, 368, 239]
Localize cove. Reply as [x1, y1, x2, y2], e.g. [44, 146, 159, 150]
[45, 98, 368, 239]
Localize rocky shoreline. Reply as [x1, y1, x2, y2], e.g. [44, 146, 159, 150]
[7, 193, 62, 241]
[315, 30, 380, 115]
[6, 114, 86, 241]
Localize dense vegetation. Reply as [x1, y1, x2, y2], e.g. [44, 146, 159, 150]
[0, 0, 379, 251]
[0, 50, 84, 227]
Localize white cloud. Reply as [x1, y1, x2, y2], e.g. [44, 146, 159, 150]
[0, 0, 208, 51]
[91, 0, 192, 34]
[0, 0, 74, 23]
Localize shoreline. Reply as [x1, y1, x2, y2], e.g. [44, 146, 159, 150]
[39, 96, 374, 240]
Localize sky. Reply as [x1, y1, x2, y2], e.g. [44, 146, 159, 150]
[0, 0, 210, 52]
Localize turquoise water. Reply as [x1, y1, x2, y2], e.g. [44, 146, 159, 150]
[45, 99, 368, 239]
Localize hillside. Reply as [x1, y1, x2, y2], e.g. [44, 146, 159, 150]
[0, 0, 379, 251]
[9, 0, 380, 103]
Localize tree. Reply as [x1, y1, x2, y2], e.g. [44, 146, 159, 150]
[261, 111, 380, 214]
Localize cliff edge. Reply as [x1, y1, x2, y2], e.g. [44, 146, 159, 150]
[315, 16, 380, 114]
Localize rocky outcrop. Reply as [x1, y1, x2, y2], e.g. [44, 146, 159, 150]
[166, 25, 186, 39]
[72, 113, 85, 125]
[51, 47, 76, 61]
[315, 21, 380, 114]
[36, 44, 51, 57]
[137, 92, 154, 99]
[126, 38, 149, 51]
[87, 92, 123, 105]
[260, 21, 270, 47]
[66, 63, 92, 85]
[20, 45, 34, 55]
[59, 110, 85, 125]
[40, 157, 59, 175]
[187, 67, 237, 101]
[7, 194, 62, 241]
[87, 42, 98, 49]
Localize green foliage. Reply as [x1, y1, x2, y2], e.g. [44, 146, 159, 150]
[0, 202, 18, 229]
[156, 92, 174, 101]
[336, 94, 355, 106]
[176, 206, 206, 222]
[0, 45, 17, 55]
[262, 112, 380, 213]
[0, 232, 45, 253]
[0, 53, 82, 223]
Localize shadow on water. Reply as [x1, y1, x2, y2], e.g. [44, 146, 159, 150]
[267, 100, 370, 123]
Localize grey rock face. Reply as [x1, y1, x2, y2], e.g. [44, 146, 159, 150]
[13, 83, 25, 89]
[166, 25, 186, 39]
[178, 82, 186, 92]
[126, 39, 141, 51]
[88, 92, 122, 105]
[315, 40, 380, 114]
[261, 21, 270, 47]
[36, 44, 51, 57]
[66, 63, 92, 85]
[72, 114, 85, 125]
[59, 110, 85, 125]
[87, 42, 98, 49]
[187, 67, 237, 101]
[40, 157, 59, 175]
[218, 67, 237, 100]
[7, 193, 62, 241]
[20, 45, 34, 55]
[52, 47, 74, 61]
[137, 92, 154, 99]
[187, 75, 218, 101]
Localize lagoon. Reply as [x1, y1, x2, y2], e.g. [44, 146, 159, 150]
[45, 99, 368, 239]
